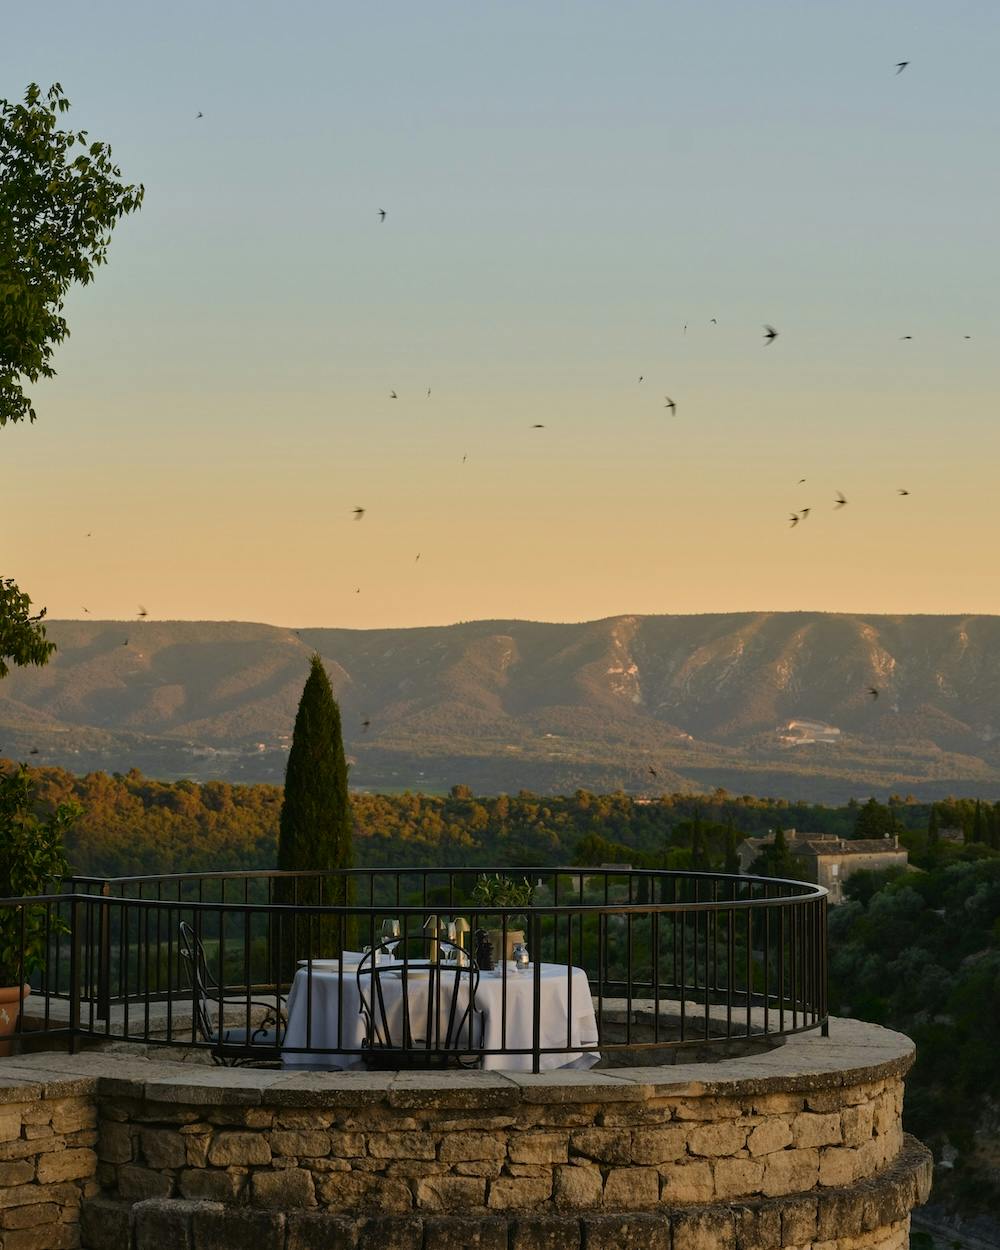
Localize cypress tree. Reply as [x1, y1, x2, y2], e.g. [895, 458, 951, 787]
[927, 805, 939, 849]
[277, 656, 354, 961]
[972, 800, 986, 844]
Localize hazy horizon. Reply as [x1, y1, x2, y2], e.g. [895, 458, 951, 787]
[4, 1, 1000, 628]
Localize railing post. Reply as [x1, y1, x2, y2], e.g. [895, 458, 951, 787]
[530, 912, 542, 1074]
[67, 897, 84, 1053]
[96, 884, 111, 1021]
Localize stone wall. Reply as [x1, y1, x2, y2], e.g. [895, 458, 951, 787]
[0, 1080, 99, 1250]
[0, 1017, 932, 1250]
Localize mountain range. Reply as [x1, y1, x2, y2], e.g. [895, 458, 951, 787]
[3, 613, 1000, 801]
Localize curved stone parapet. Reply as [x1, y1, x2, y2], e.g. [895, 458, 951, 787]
[0, 1016, 932, 1249]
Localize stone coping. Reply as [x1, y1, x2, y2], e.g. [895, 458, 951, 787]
[0, 1016, 912, 1109]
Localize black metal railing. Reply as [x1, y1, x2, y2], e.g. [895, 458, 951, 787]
[0, 868, 827, 1071]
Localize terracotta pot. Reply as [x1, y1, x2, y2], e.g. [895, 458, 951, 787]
[485, 929, 525, 964]
[0, 985, 30, 1058]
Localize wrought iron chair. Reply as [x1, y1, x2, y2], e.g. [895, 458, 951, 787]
[356, 937, 482, 1069]
[178, 921, 287, 1066]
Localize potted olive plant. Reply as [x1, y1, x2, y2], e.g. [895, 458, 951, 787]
[471, 873, 535, 963]
[0, 766, 77, 1053]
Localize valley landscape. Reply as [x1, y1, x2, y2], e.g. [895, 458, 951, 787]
[3, 612, 1000, 801]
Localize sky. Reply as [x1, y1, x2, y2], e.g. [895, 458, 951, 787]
[3, 0, 1000, 629]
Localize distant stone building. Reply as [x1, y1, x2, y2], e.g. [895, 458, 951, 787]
[777, 719, 842, 747]
[737, 828, 909, 903]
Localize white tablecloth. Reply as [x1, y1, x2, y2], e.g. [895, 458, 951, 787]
[282, 961, 600, 1072]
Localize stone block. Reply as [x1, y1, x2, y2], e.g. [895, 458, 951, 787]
[760, 1147, 819, 1197]
[452, 1159, 504, 1178]
[422, 1215, 508, 1250]
[35, 1148, 97, 1184]
[713, 1156, 765, 1198]
[117, 1163, 174, 1200]
[840, 1102, 876, 1147]
[553, 1163, 603, 1210]
[0, 1161, 35, 1186]
[191, 1206, 285, 1250]
[285, 1211, 358, 1250]
[316, 1171, 375, 1211]
[746, 1118, 793, 1156]
[252, 1167, 316, 1208]
[658, 1160, 714, 1204]
[356, 1215, 424, 1250]
[510, 1213, 581, 1250]
[507, 1132, 568, 1165]
[133, 1198, 203, 1250]
[815, 1188, 864, 1240]
[179, 1168, 244, 1203]
[2, 1203, 61, 1229]
[818, 1145, 861, 1187]
[206, 1132, 271, 1167]
[569, 1129, 632, 1164]
[97, 1121, 133, 1165]
[791, 1112, 842, 1150]
[780, 1195, 818, 1243]
[440, 1131, 508, 1164]
[327, 1131, 366, 1159]
[0, 1113, 22, 1142]
[582, 1212, 671, 1250]
[51, 1102, 98, 1135]
[687, 1122, 747, 1157]
[268, 1130, 329, 1157]
[141, 1128, 189, 1169]
[365, 1179, 414, 1214]
[79, 1199, 130, 1250]
[488, 1174, 553, 1209]
[4, 1223, 80, 1250]
[732, 1200, 782, 1246]
[671, 1208, 735, 1250]
[414, 1174, 486, 1210]
[604, 1167, 659, 1208]
[366, 1132, 437, 1160]
[630, 1126, 687, 1165]
[670, 1097, 740, 1121]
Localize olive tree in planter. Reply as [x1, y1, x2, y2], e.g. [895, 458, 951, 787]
[0, 766, 78, 1050]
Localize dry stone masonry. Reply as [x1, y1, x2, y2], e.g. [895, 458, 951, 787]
[0, 1017, 931, 1250]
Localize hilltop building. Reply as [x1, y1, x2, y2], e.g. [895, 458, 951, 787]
[738, 827, 909, 903]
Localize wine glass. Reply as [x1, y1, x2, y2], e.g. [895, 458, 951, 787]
[380, 918, 401, 960]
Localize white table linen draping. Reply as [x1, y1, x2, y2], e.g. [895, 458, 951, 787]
[281, 961, 600, 1072]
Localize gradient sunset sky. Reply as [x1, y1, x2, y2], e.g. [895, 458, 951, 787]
[3, 1, 1000, 628]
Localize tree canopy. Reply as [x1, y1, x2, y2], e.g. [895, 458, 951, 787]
[0, 579, 54, 679]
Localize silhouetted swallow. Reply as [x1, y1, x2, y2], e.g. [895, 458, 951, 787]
[763, 325, 778, 344]
[195, 112, 203, 119]
[353, 507, 365, 520]
[895, 62, 909, 74]
[427, 388, 431, 397]
[362, 719, 371, 732]
[900, 335, 912, 340]
[868, 687, 880, 699]
[648, 766, 657, 778]
[137, 606, 148, 618]
[798, 478, 807, 484]
[710, 318, 717, 324]
[415, 553, 421, 562]
[664, 397, 677, 415]
[800, 507, 811, 519]
[389, 390, 397, 398]
[789, 513, 800, 528]
[638, 376, 644, 383]
[835, 492, 847, 508]
[378, 209, 386, 221]
[898, 489, 910, 496]
[82, 607, 90, 613]
[532, 424, 545, 428]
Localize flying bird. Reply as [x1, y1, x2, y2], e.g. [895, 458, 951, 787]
[964, 335, 972, 340]
[426, 387, 431, 398]
[355, 587, 361, 594]
[353, 507, 365, 520]
[834, 492, 847, 508]
[195, 111, 203, 119]
[900, 335, 912, 340]
[664, 397, 677, 415]
[361, 719, 371, 732]
[789, 513, 800, 528]
[895, 62, 909, 74]
[763, 325, 778, 345]
[415, 553, 421, 563]
[137, 606, 148, 618]
[648, 766, 658, 778]
[868, 687, 880, 700]
[378, 209, 386, 222]
[898, 489, 910, 496]
[710, 318, 717, 325]
[799, 507, 811, 519]
[389, 390, 397, 399]
[798, 478, 807, 484]
[29, 748, 39, 755]
[461, 454, 467, 463]
[638, 376, 644, 383]
[531, 423, 545, 428]
[85, 532, 92, 538]
[122, 639, 129, 646]
[82, 607, 90, 614]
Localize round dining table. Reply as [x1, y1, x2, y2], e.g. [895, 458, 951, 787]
[281, 959, 600, 1072]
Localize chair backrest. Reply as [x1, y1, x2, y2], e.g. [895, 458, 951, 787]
[357, 937, 480, 1064]
[178, 920, 217, 1043]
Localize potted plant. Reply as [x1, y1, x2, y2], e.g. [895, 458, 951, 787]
[0, 766, 78, 1054]
[471, 873, 535, 963]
